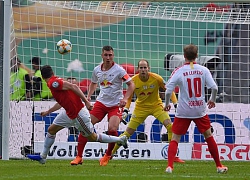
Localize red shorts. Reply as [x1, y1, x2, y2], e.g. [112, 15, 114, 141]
[90, 101, 122, 122]
[172, 114, 211, 135]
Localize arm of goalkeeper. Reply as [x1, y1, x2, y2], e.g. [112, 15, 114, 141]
[121, 108, 129, 125]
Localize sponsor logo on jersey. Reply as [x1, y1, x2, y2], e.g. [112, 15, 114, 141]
[52, 81, 59, 88]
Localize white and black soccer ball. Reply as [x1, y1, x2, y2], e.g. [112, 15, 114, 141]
[56, 39, 72, 55]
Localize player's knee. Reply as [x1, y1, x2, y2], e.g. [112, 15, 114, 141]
[47, 126, 59, 135]
[203, 129, 212, 139]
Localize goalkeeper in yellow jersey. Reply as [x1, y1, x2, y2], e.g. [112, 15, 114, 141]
[111, 59, 184, 163]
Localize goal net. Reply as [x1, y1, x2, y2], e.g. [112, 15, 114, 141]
[5, 1, 250, 161]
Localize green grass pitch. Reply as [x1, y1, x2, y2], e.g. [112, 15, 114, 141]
[0, 159, 249, 180]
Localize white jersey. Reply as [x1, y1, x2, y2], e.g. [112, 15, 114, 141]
[92, 63, 131, 107]
[166, 62, 217, 118]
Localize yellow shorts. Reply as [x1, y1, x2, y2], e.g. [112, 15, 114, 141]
[127, 103, 170, 130]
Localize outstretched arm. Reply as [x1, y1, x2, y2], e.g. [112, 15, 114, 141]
[40, 102, 61, 116]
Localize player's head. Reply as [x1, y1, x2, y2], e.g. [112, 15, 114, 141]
[137, 59, 150, 78]
[183, 44, 198, 62]
[30, 56, 41, 70]
[41, 65, 54, 79]
[101, 45, 114, 63]
[102, 45, 113, 52]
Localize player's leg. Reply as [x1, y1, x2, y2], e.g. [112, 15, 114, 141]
[99, 113, 120, 166]
[111, 121, 141, 155]
[154, 105, 173, 142]
[85, 131, 128, 146]
[74, 107, 129, 166]
[112, 107, 147, 156]
[70, 134, 87, 165]
[71, 102, 106, 165]
[75, 108, 128, 145]
[27, 124, 64, 164]
[166, 117, 190, 173]
[154, 105, 185, 163]
[195, 115, 228, 173]
[40, 124, 64, 159]
[27, 110, 68, 164]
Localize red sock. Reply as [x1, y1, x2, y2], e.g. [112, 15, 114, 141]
[77, 134, 88, 158]
[105, 130, 118, 156]
[167, 140, 178, 168]
[206, 136, 222, 167]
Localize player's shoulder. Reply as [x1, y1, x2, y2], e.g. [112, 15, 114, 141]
[114, 63, 128, 76]
[195, 64, 210, 72]
[149, 72, 163, 81]
[170, 65, 183, 77]
[131, 73, 139, 80]
[49, 76, 62, 88]
[149, 72, 162, 78]
[50, 76, 63, 82]
[93, 64, 101, 71]
[55, 76, 63, 80]
[116, 63, 126, 70]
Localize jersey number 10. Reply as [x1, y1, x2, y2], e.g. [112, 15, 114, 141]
[187, 77, 201, 98]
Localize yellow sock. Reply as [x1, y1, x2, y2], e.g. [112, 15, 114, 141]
[112, 131, 131, 155]
[166, 123, 173, 142]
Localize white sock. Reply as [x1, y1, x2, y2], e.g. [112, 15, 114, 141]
[96, 133, 121, 143]
[41, 133, 56, 158]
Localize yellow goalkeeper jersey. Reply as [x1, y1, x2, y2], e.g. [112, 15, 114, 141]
[126, 72, 177, 109]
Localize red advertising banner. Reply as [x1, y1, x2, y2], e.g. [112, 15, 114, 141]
[192, 143, 250, 161]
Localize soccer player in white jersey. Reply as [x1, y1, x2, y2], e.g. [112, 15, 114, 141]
[164, 44, 228, 174]
[70, 45, 135, 166]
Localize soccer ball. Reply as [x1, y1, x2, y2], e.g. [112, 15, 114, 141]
[56, 39, 72, 55]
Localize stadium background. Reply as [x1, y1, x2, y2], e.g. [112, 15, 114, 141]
[6, 2, 249, 161]
[16, 17, 223, 82]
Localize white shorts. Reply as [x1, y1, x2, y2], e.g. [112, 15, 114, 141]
[53, 108, 94, 137]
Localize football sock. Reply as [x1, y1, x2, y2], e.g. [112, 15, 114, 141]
[167, 140, 178, 168]
[77, 134, 88, 158]
[206, 136, 222, 167]
[97, 133, 121, 143]
[41, 133, 56, 158]
[166, 123, 173, 142]
[111, 131, 131, 155]
[105, 130, 118, 156]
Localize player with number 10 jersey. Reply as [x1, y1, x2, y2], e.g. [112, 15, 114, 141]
[167, 62, 217, 118]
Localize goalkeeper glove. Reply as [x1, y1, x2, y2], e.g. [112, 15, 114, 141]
[121, 108, 129, 125]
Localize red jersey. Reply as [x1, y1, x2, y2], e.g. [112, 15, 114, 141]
[47, 76, 84, 119]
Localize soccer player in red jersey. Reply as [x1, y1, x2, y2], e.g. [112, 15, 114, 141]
[164, 44, 228, 174]
[27, 65, 128, 164]
[70, 45, 135, 166]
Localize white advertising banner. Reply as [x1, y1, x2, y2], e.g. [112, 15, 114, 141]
[34, 142, 193, 160]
